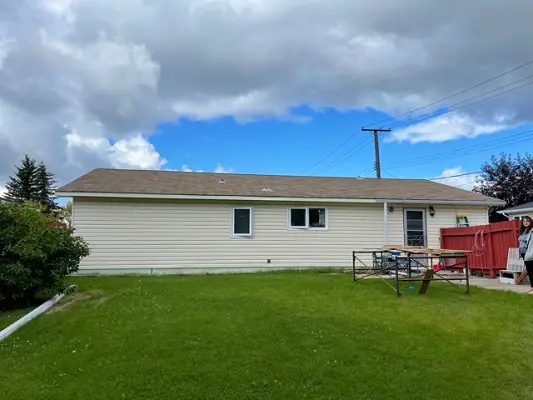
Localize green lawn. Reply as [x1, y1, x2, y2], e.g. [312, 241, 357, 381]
[1, 272, 533, 399]
[0, 307, 34, 331]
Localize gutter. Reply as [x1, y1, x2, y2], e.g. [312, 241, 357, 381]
[0, 285, 76, 342]
[56, 191, 503, 207]
[497, 208, 533, 215]
[377, 199, 505, 207]
[56, 191, 379, 204]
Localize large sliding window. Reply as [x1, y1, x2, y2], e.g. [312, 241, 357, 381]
[288, 207, 327, 230]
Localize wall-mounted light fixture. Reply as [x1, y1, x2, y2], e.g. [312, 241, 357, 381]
[429, 205, 435, 217]
[388, 205, 394, 213]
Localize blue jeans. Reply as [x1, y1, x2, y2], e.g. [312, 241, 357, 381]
[525, 260, 533, 288]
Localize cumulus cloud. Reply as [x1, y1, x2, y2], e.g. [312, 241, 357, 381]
[178, 164, 204, 173]
[1, 0, 533, 187]
[387, 113, 513, 143]
[434, 167, 479, 190]
[65, 132, 167, 170]
[214, 164, 234, 173]
[179, 164, 231, 173]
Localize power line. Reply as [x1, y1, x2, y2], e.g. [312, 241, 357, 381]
[301, 133, 359, 175]
[356, 129, 531, 177]
[381, 168, 400, 179]
[312, 137, 373, 176]
[388, 77, 533, 130]
[364, 59, 533, 128]
[382, 128, 533, 168]
[381, 128, 533, 171]
[429, 171, 481, 180]
[303, 59, 533, 177]
[358, 170, 480, 182]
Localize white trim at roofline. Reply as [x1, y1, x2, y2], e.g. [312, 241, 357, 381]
[56, 191, 503, 206]
[379, 198, 504, 206]
[497, 207, 533, 214]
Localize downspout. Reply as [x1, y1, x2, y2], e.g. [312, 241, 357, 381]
[0, 285, 76, 342]
[384, 202, 388, 245]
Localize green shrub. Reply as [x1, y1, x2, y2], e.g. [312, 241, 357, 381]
[0, 201, 90, 310]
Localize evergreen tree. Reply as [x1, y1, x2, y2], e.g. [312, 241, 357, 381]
[4, 155, 39, 204]
[36, 161, 57, 212]
[4, 155, 57, 212]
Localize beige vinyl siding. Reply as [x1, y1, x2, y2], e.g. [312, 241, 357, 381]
[72, 197, 488, 273]
[385, 204, 488, 248]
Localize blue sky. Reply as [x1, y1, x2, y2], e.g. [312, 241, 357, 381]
[151, 107, 528, 183]
[2, 0, 533, 197]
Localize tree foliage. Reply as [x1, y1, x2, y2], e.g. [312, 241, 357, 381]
[474, 152, 533, 222]
[57, 202, 73, 227]
[4, 155, 57, 213]
[36, 161, 57, 212]
[5, 155, 39, 203]
[0, 201, 90, 310]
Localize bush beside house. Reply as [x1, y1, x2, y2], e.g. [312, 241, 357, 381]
[0, 201, 90, 310]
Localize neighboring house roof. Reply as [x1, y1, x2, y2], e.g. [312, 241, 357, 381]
[56, 168, 504, 206]
[497, 201, 533, 214]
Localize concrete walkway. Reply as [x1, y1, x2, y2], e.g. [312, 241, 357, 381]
[468, 277, 533, 294]
[352, 272, 533, 294]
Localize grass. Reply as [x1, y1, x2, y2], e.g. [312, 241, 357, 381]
[0, 307, 34, 331]
[1, 271, 533, 399]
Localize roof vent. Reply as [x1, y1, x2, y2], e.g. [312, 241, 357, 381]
[218, 179, 226, 184]
[262, 187, 273, 192]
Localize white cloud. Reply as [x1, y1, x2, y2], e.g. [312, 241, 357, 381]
[434, 167, 478, 190]
[65, 132, 167, 170]
[387, 113, 512, 143]
[1, 0, 533, 188]
[214, 164, 234, 173]
[0, 36, 15, 70]
[179, 164, 228, 173]
[0, 185, 6, 198]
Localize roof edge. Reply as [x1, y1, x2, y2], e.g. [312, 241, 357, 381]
[497, 207, 533, 214]
[56, 191, 502, 206]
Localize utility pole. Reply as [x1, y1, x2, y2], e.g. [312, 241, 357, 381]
[361, 127, 391, 179]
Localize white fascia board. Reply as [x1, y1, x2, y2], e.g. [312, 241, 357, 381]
[56, 192, 378, 204]
[497, 207, 533, 214]
[56, 191, 503, 206]
[377, 198, 505, 206]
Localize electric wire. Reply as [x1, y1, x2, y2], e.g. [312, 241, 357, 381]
[388, 78, 533, 130]
[364, 59, 533, 128]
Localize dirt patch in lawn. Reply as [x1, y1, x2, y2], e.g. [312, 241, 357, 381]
[48, 290, 106, 313]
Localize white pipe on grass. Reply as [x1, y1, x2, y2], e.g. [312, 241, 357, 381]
[0, 285, 76, 342]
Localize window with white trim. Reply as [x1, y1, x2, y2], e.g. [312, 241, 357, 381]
[232, 207, 253, 237]
[288, 207, 327, 229]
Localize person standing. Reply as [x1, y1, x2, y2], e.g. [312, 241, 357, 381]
[519, 216, 533, 290]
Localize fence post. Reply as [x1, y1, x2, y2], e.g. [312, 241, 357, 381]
[488, 225, 496, 278]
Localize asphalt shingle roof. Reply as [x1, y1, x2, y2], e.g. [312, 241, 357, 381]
[56, 168, 504, 204]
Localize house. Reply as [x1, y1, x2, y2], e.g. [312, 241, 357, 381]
[497, 201, 533, 220]
[56, 168, 505, 275]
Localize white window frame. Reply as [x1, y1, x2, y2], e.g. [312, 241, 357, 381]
[403, 207, 427, 247]
[287, 206, 328, 230]
[231, 207, 254, 238]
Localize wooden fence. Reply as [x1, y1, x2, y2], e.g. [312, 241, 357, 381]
[440, 220, 520, 278]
